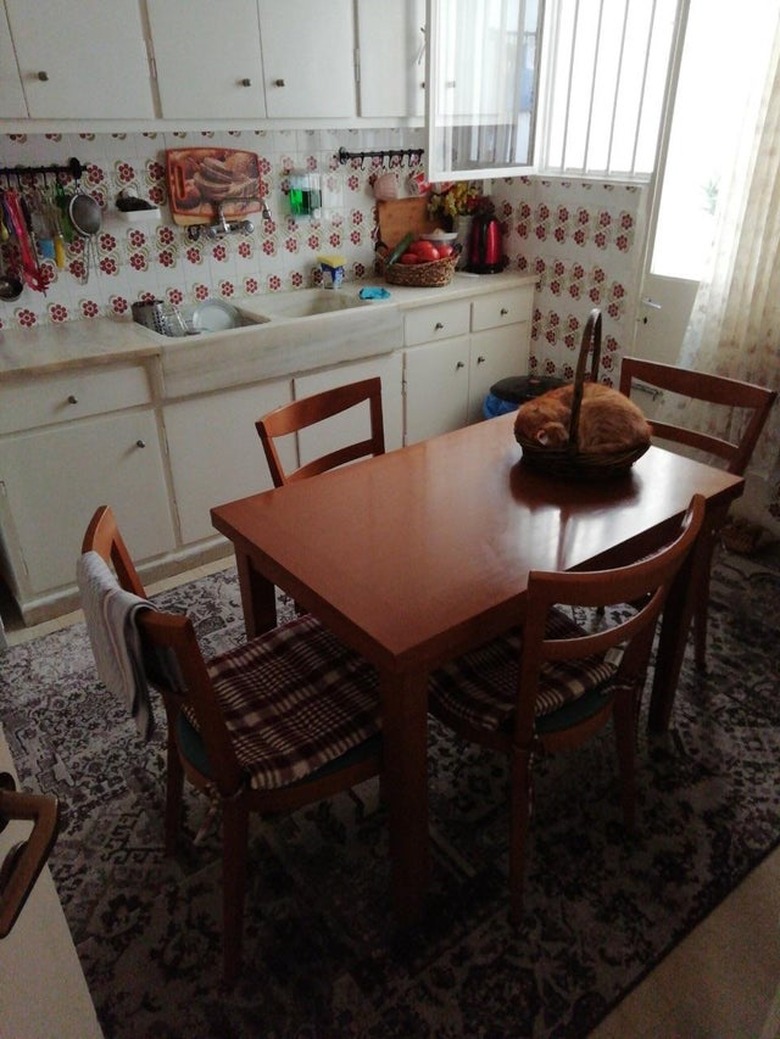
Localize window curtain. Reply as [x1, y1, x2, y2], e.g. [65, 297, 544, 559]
[669, 17, 780, 516]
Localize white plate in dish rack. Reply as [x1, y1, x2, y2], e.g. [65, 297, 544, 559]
[191, 300, 241, 332]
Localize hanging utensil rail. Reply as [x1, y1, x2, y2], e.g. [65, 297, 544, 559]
[337, 147, 424, 168]
[0, 157, 84, 188]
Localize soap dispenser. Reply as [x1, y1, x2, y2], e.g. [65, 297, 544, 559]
[289, 171, 321, 217]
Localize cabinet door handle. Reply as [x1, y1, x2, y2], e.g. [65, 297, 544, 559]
[500, 307, 508, 316]
[240, 77, 252, 87]
[456, 360, 465, 370]
[476, 355, 486, 364]
[434, 322, 444, 331]
[37, 71, 49, 82]
[66, 394, 78, 405]
[135, 439, 146, 449]
[274, 78, 286, 87]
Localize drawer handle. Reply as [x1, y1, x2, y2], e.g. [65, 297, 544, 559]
[500, 308, 509, 316]
[66, 394, 78, 405]
[274, 78, 286, 87]
[240, 77, 252, 87]
[476, 355, 486, 364]
[37, 71, 49, 82]
[456, 360, 465, 370]
[434, 322, 444, 331]
[135, 439, 146, 449]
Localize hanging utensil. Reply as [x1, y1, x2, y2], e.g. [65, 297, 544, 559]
[54, 181, 74, 243]
[0, 244, 23, 301]
[3, 189, 45, 294]
[68, 191, 102, 285]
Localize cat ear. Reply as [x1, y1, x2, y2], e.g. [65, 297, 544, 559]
[536, 429, 551, 445]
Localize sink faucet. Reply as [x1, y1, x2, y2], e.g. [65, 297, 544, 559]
[186, 197, 271, 241]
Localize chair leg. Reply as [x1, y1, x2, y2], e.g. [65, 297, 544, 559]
[509, 746, 533, 924]
[164, 735, 184, 857]
[612, 692, 636, 830]
[221, 799, 249, 986]
[693, 565, 712, 671]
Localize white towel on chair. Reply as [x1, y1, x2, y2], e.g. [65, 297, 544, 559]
[76, 550, 155, 740]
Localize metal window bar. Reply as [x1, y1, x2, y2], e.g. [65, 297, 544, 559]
[628, 0, 659, 174]
[542, 0, 676, 179]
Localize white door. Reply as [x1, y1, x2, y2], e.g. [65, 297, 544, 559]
[258, 0, 356, 118]
[357, 0, 426, 118]
[0, 6, 26, 118]
[6, 0, 154, 119]
[164, 379, 293, 545]
[404, 337, 471, 444]
[147, 0, 267, 119]
[632, 0, 776, 373]
[293, 353, 404, 465]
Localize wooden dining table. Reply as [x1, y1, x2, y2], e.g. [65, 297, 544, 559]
[211, 411, 744, 924]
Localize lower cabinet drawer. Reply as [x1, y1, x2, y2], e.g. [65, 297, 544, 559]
[471, 284, 534, 333]
[404, 300, 471, 346]
[0, 365, 151, 435]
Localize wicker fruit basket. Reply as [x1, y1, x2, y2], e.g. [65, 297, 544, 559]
[376, 241, 461, 288]
[514, 308, 650, 480]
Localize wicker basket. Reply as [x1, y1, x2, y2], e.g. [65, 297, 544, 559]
[376, 242, 460, 288]
[514, 309, 650, 480]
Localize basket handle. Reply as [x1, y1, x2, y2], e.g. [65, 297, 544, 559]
[568, 308, 602, 450]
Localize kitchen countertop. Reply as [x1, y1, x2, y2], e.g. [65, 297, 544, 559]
[0, 272, 537, 394]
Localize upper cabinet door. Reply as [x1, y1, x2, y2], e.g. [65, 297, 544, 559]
[356, 0, 425, 118]
[0, 4, 26, 117]
[5, 0, 154, 119]
[258, 0, 356, 118]
[147, 0, 267, 119]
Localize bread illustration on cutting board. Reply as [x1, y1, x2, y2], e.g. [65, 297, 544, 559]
[166, 148, 262, 223]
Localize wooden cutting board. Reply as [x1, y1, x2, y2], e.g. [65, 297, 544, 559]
[376, 198, 443, 249]
[166, 148, 262, 226]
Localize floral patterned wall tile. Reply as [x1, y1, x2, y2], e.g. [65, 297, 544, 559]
[1, 129, 650, 380]
[493, 176, 650, 383]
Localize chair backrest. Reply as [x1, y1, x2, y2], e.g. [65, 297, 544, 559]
[81, 504, 147, 597]
[256, 376, 385, 487]
[82, 506, 244, 798]
[619, 357, 776, 475]
[0, 777, 59, 938]
[514, 493, 706, 737]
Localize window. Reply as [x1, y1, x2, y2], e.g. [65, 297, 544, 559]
[427, 0, 682, 182]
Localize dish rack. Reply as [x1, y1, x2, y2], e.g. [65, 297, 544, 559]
[514, 308, 650, 480]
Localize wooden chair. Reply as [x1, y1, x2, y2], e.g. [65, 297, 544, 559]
[619, 358, 776, 667]
[428, 495, 706, 922]
[81, 506, 382, 983]
[256, 376, 385, 487]
[0, 773, 59, 938]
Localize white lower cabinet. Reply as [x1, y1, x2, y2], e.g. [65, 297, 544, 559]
[403, 283, 533, 444]
[293, 353, 403, 467]
[163, 378, 293, 545]
[0, 409, 174, 601]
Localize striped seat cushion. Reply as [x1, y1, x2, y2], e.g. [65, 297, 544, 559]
[184, 614, 380, 791]
[429, 608, 617, 733]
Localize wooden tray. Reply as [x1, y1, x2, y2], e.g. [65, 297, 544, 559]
[376, 198, 442, 249]
[165, 148, 262, 226]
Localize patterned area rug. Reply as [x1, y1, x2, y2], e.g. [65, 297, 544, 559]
[1, 545, 779, 1039]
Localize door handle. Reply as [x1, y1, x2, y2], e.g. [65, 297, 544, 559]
[641, 297, 662, 310]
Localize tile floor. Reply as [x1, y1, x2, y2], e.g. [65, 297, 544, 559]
[2, 560, 779, 1039]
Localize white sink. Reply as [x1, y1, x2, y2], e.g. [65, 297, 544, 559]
[248, 288, 371, 321]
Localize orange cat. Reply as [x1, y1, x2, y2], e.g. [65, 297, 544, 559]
[514, 382, 652, 454]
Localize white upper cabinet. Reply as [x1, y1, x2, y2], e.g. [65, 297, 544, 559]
[356, 0, 426, 118]
[0, 4, 26, 118]
[258, 0, 356, 118]
[147, 0, 267, 119]
[5, 0, 154, 119]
